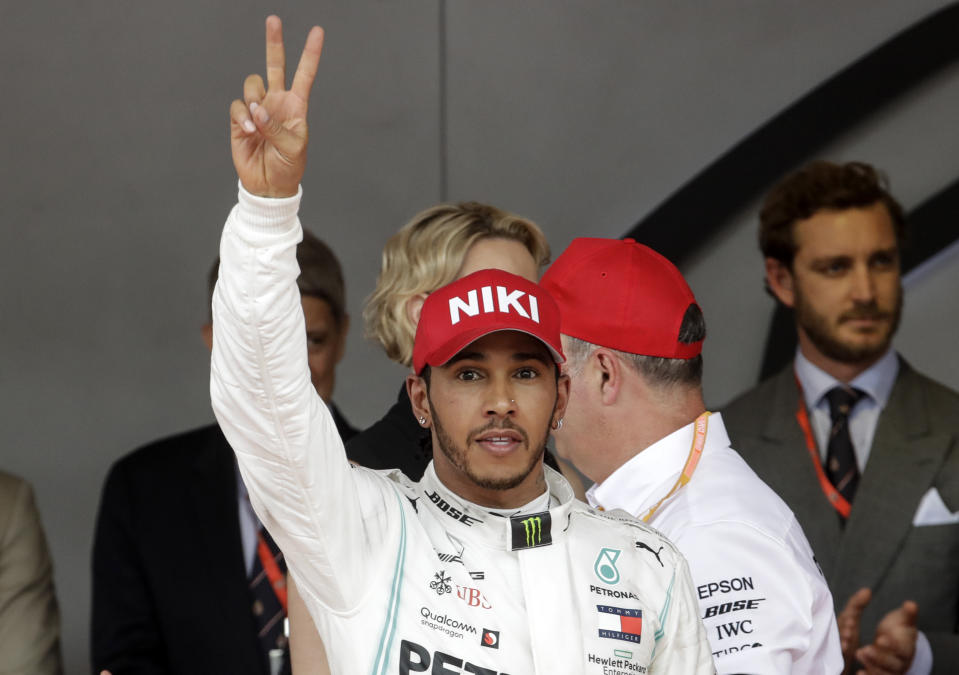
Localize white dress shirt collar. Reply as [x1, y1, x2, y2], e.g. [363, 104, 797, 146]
[794, 347, 898, 411]
[586, 413, 731, 516]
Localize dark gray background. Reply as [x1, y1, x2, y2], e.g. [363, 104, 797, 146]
[3, 2, 958, 671]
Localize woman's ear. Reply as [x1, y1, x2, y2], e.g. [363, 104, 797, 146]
[405, 292, 429, 329]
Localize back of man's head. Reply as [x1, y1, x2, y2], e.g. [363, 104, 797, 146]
[541, 238, 705, 388]
[208, 228, 347, 324]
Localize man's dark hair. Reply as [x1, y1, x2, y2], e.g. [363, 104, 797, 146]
[759, 160, 906, 267]
[565, 303, 705, 387]
[208, 228, 346, 323]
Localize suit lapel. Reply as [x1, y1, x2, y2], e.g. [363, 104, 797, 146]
[758, 367, 844, 577]
[833, 362, 950, 605]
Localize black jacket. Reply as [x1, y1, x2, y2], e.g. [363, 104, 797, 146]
[91, 407, 357, 674]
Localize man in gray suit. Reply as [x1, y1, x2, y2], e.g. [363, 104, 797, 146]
[0, 471, 63, 674]
[723, 160, 959, 674]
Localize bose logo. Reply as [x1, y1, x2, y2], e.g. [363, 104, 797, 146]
[449, 286, 540, 325]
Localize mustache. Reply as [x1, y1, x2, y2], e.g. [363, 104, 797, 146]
[467, 419, 529, 445]
[839, 305, 893, 322]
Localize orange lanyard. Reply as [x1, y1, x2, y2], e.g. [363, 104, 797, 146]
[257, 532, 289, 613]
[640, 412, 711, 523]
[793, 376, 852, 519]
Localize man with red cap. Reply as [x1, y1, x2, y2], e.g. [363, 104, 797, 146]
[541, 238, 843, 673]
[210, 17, 714, 674]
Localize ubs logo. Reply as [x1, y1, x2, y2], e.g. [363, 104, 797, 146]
[429, 571, 452, 596]
[456, 584, 492, 609]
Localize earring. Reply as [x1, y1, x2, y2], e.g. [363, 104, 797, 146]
[554, 418, 564, 430]
[418, 416, 427, 425]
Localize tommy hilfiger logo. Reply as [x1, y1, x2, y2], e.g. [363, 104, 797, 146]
[509, 512, 552, 550]
[449, 286, 541, 325]
[481, 629, 499, 649]
[597, 605, 643, 644]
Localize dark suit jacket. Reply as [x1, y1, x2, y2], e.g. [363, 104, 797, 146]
[92, 408, 356, 674]
[346, 385, 432, 479]
[722, 359, 959, 672]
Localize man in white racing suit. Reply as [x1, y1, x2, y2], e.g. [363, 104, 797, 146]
[210, 16, 715, 674]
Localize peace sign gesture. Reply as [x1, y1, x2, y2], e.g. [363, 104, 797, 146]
[230, 16, 324, 198]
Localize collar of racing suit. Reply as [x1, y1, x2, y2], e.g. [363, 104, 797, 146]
[417, 462, 575, 551]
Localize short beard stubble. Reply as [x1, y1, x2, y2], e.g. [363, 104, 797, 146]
[427, 396, 556, 492]
[794, 282, 903, 365]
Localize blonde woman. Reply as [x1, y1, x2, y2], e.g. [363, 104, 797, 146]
[347, 201, 552, 477]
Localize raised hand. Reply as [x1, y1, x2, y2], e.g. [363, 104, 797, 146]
[230, 16, 324, 198]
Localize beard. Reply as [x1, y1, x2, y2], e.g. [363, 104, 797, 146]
[794, 282, 903, 365]
[428, 399, 551, 491]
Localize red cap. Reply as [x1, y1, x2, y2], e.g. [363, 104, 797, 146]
[540, 238, 703, 359]
[412, 269, 565, 374]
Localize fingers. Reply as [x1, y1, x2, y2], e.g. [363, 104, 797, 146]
[856, 643, 909, 674]
[230, 99, 257, 135]
[838, 587, 870, 655]
[898, 601, 919, 626]
[841, 587, 872, 618]
[244, 74, 266, 105]
[290, 25, 325, 101]
[265, 15, 286, 92]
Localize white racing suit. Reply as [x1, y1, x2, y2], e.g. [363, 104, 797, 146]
[210, 185, 715, 674]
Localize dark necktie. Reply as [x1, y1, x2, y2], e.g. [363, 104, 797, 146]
[824, 386, 865, 516]
[249, 527, 290, 675]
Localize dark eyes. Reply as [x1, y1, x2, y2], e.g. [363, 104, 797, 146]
[819, 259, 850, 276]
[816, 253, 896, 276]
[454, 366, 540, 381]
[870, 252, 896, 269]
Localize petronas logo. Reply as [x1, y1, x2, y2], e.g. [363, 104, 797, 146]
[595, 547, 622, 585]
[522, 516, 542, 547]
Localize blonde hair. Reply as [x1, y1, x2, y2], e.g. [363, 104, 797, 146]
[365, 202, 551, 367]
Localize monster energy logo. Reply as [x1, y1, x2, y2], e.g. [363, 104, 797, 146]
[522, 517, 542, 547]
[509, 511, 552, 550]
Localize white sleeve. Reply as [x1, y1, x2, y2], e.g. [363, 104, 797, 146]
[652, 557, 717, 674]
[905, 631, 932, 675]
[678, 521, 842, 674]
[210, 183, 402, 612]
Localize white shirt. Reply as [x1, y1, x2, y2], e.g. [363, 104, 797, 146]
[210, 184, 715, 675]
[588, 413, 842, 674]
[794, 348, 898, 470]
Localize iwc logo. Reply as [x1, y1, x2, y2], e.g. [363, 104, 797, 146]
[594, 547, 622, 585]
